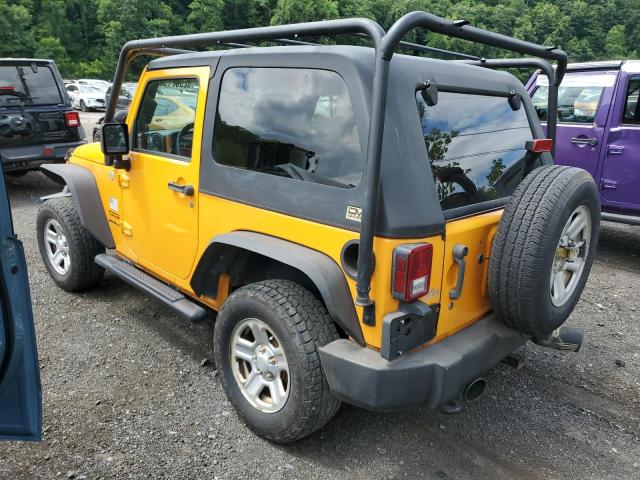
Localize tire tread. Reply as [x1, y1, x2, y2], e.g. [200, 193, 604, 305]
[489, 165, 599, 336]
[215, 279, 340, 443]
[37, 197, 104, 291]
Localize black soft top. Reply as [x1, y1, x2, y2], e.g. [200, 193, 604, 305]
[149, 45, 521, 88]
[147, 46, 540, 239]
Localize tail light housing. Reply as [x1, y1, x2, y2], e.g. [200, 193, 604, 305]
[65, 111, 80, 127]
[526, 138, 553, 153]
[392, 243, 433, 302]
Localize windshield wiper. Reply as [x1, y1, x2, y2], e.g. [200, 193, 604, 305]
[16, 66, 33, 101]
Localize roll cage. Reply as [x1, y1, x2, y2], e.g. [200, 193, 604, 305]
[104, 11, 568, 326]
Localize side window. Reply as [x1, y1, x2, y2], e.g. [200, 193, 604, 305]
[133, 78, 199, 160]
[213, 67, 363, 188]
[622, 78, 640, 124]
[531, 73, 615, 124]
[416, 91, 533, 211]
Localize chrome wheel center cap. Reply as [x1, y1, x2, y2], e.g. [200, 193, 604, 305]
[254, 345, 278, 379]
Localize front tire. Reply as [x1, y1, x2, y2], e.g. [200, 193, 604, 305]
[37, 197, 105, 292]
[214, 280, 340, 443]
[80, 100, 87, 112]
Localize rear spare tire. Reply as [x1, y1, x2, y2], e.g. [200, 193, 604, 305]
[488, 165, 599, 338]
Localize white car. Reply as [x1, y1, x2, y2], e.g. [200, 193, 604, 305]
[65, 84, 107, 111]
[76, 78, 111, 90]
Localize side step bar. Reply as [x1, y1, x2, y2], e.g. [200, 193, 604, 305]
[95, 253, 209, 322]
[602, 212, 640, 226]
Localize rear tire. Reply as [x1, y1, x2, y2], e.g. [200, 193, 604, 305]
[214, 279, 340, 443]
[488, 165, 600, 338]
[37, 197, 105, 292]
[80, 100, 87, 112]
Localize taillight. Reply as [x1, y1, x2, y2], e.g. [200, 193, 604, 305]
[392, 243, 433, 302]
[65, 111, 80, 127]
[526, 138, 553, 153]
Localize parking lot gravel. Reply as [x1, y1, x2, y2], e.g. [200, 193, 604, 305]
[1, 142, 639, 478]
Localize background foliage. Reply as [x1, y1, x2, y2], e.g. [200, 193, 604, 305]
[1, 0, 638, 79]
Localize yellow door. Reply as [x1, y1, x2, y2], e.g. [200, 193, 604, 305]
[120, 67, 209, 281]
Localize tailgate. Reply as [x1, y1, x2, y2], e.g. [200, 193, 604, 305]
[0, 106, 80, 148]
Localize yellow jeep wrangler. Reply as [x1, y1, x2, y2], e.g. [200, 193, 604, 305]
[36, 12, 600, 443]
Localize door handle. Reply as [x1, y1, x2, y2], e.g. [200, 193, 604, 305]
[570, 137, 598, 146]
[168, 182, 194, 196]
[607, 144, 625, 155]
[449, 244, 469, 300]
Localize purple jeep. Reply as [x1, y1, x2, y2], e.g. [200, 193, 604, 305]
[527, 61, 640, 224]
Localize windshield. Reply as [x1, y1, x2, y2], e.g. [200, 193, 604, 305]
[78, 85, 104, 95]
[0, 65, 63, 106]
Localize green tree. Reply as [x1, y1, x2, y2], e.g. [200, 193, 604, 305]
[222, 0, 276, 30]
[0, 0, 638, 78]
[34, 36, 71, 73]
[188, 0, 225, 32]
[96, 0, 184, 77]
[605, 25, 629, 59]
[271, 0, 339, 25]
[0, 1, 35, 57]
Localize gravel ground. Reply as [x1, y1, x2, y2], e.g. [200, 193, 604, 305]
[1, 163, 639, 479]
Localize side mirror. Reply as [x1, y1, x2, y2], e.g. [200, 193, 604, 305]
[100, 123, 129, 156]
[420, 80, 438, 107]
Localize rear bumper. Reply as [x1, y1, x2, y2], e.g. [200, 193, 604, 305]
[0, 140, 86, 171]
[319, 314, 524, 411]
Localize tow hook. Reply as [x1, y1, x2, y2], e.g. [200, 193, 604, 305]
[534, 325, 584, 352]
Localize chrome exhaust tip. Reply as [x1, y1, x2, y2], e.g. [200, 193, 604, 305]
[440, 377, 488, 414]
[461, 377, 487, 403]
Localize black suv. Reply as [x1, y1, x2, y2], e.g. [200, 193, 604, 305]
[0, 59, 86, 174]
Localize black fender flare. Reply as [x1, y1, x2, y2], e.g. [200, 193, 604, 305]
[40, 163, 115, 249]
[191, 231, 364, 346]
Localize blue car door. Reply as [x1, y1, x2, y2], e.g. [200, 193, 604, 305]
[0, 165, 42, 441]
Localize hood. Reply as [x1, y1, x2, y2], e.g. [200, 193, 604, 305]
[71, 141, 104, 163]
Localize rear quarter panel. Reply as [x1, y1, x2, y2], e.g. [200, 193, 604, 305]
[196, 194, 446, 349]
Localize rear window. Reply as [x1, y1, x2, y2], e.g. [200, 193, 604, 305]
[532, 73, 616, 124]
[0, 65, 63, 106]
[416, 91, 534, 211]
